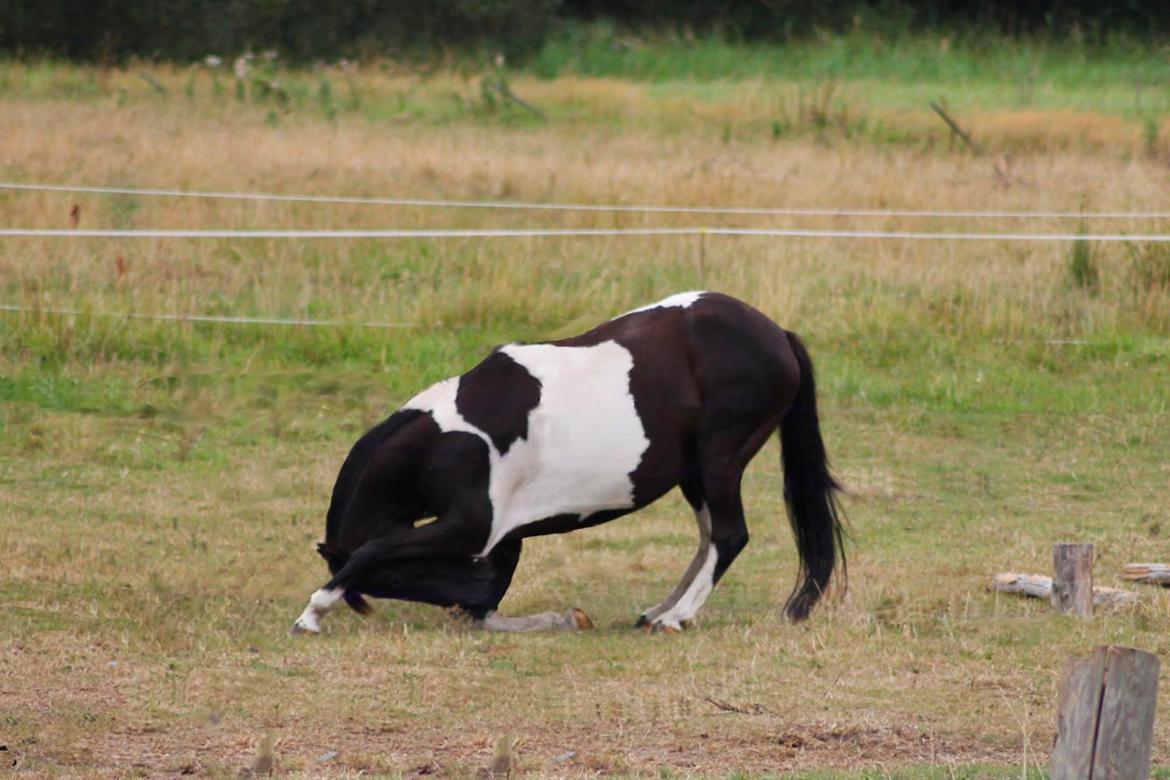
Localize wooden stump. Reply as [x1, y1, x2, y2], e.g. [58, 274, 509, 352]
[1050, 646, 1160, 780]
[1052, 543, 1094, 617]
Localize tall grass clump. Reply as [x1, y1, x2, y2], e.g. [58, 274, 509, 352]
[1127, 243, 1170, 292]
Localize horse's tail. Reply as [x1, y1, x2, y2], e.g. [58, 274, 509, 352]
[316, 543, 373, 615]
[778, 331, 846, 621]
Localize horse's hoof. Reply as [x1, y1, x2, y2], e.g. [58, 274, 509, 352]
[568, 608, 594, 630]
[290, 620, 320, 637]
[645, 619, 683, 635]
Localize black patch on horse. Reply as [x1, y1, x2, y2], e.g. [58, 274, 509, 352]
[618, 310, 703, 508]
[324, 409, 434, 548]
[456, 350, 541, 455]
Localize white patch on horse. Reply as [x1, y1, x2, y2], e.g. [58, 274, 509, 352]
[490, 342, 649, 550]
[292, 586, 343, 634]
[404, 340, 651, 556]
[641, 504, 713, 624]
[623, 290, 706, 316]
[654, 504, 718, 628]
[403, 377, 482, 438]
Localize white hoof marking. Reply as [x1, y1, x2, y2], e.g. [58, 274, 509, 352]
[290, 620, 319, 636]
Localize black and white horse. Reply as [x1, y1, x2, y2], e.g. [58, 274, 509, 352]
[293, 292, 844, 635]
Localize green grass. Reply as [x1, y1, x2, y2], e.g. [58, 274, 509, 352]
[4, 29, 1170, 138]
[531, 27, 1170, 114]
[534, 26, 1166, 85]
[3, 287, 1169, 776]
[3, 55, 1170, 775]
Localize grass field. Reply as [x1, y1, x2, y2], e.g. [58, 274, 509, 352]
[2, 53, 1170, 778]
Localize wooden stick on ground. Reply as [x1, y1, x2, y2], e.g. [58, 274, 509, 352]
[1122, 563, 1170, 585]
[991, 573, 1136, 607]
[992, 572, 1053, 599]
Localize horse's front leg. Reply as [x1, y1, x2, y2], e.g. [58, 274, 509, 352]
[292, 504, 489, 635]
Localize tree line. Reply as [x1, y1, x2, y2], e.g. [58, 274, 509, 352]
[1, 0, 1164, 63]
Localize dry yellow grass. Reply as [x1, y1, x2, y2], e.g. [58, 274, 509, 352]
[3, 91, 1169, 339]
[2, 65, 1170, 778]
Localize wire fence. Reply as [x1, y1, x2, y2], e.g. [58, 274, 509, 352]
[0, 304, 412, 329]
[3, 180, 1169, 334]
[7, 302, 1163, 358]
[4, 226, 1170, 242]
[4, 181, 1170, 221]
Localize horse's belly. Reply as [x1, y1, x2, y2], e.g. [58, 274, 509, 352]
[483, 341, 651, 551]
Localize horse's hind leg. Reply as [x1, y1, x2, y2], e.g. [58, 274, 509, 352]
[641, 421, 774, 633]
[634, 473, 710, 631]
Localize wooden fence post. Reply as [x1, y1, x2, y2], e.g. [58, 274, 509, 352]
[1050, 646, 1160, 780]
[1052, 543, 1094, 617]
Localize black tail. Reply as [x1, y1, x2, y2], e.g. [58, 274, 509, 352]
[778, 331, 846, 622]
[316, 543, 373, 615]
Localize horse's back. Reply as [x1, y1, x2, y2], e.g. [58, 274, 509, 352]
[678, 292, 801, 416]
[575, 291, 799, 417]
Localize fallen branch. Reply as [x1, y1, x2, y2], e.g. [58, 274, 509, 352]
[138, 72, 168, 95]
[991, 573, 1136, 607]
[702, 696, 774, 716]
[482, 76, 546, 121]
[1123, 563, 1170, 586]
[992, 572, 1052, 599]
[496, 79, 545, 120]
[930, 100, 980, 154]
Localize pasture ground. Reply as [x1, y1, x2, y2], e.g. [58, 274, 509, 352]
[2, 59, 1170, 777]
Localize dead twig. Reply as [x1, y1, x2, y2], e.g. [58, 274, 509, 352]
[703, 696, 775, 715]
[483, 76, 546, 121]
[930, 100, 980, 154]
[138, 72, 168, 95]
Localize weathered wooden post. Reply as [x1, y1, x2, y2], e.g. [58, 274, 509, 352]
[1052, 543, 1094, 617]
[1050, 645, 1160, 780]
